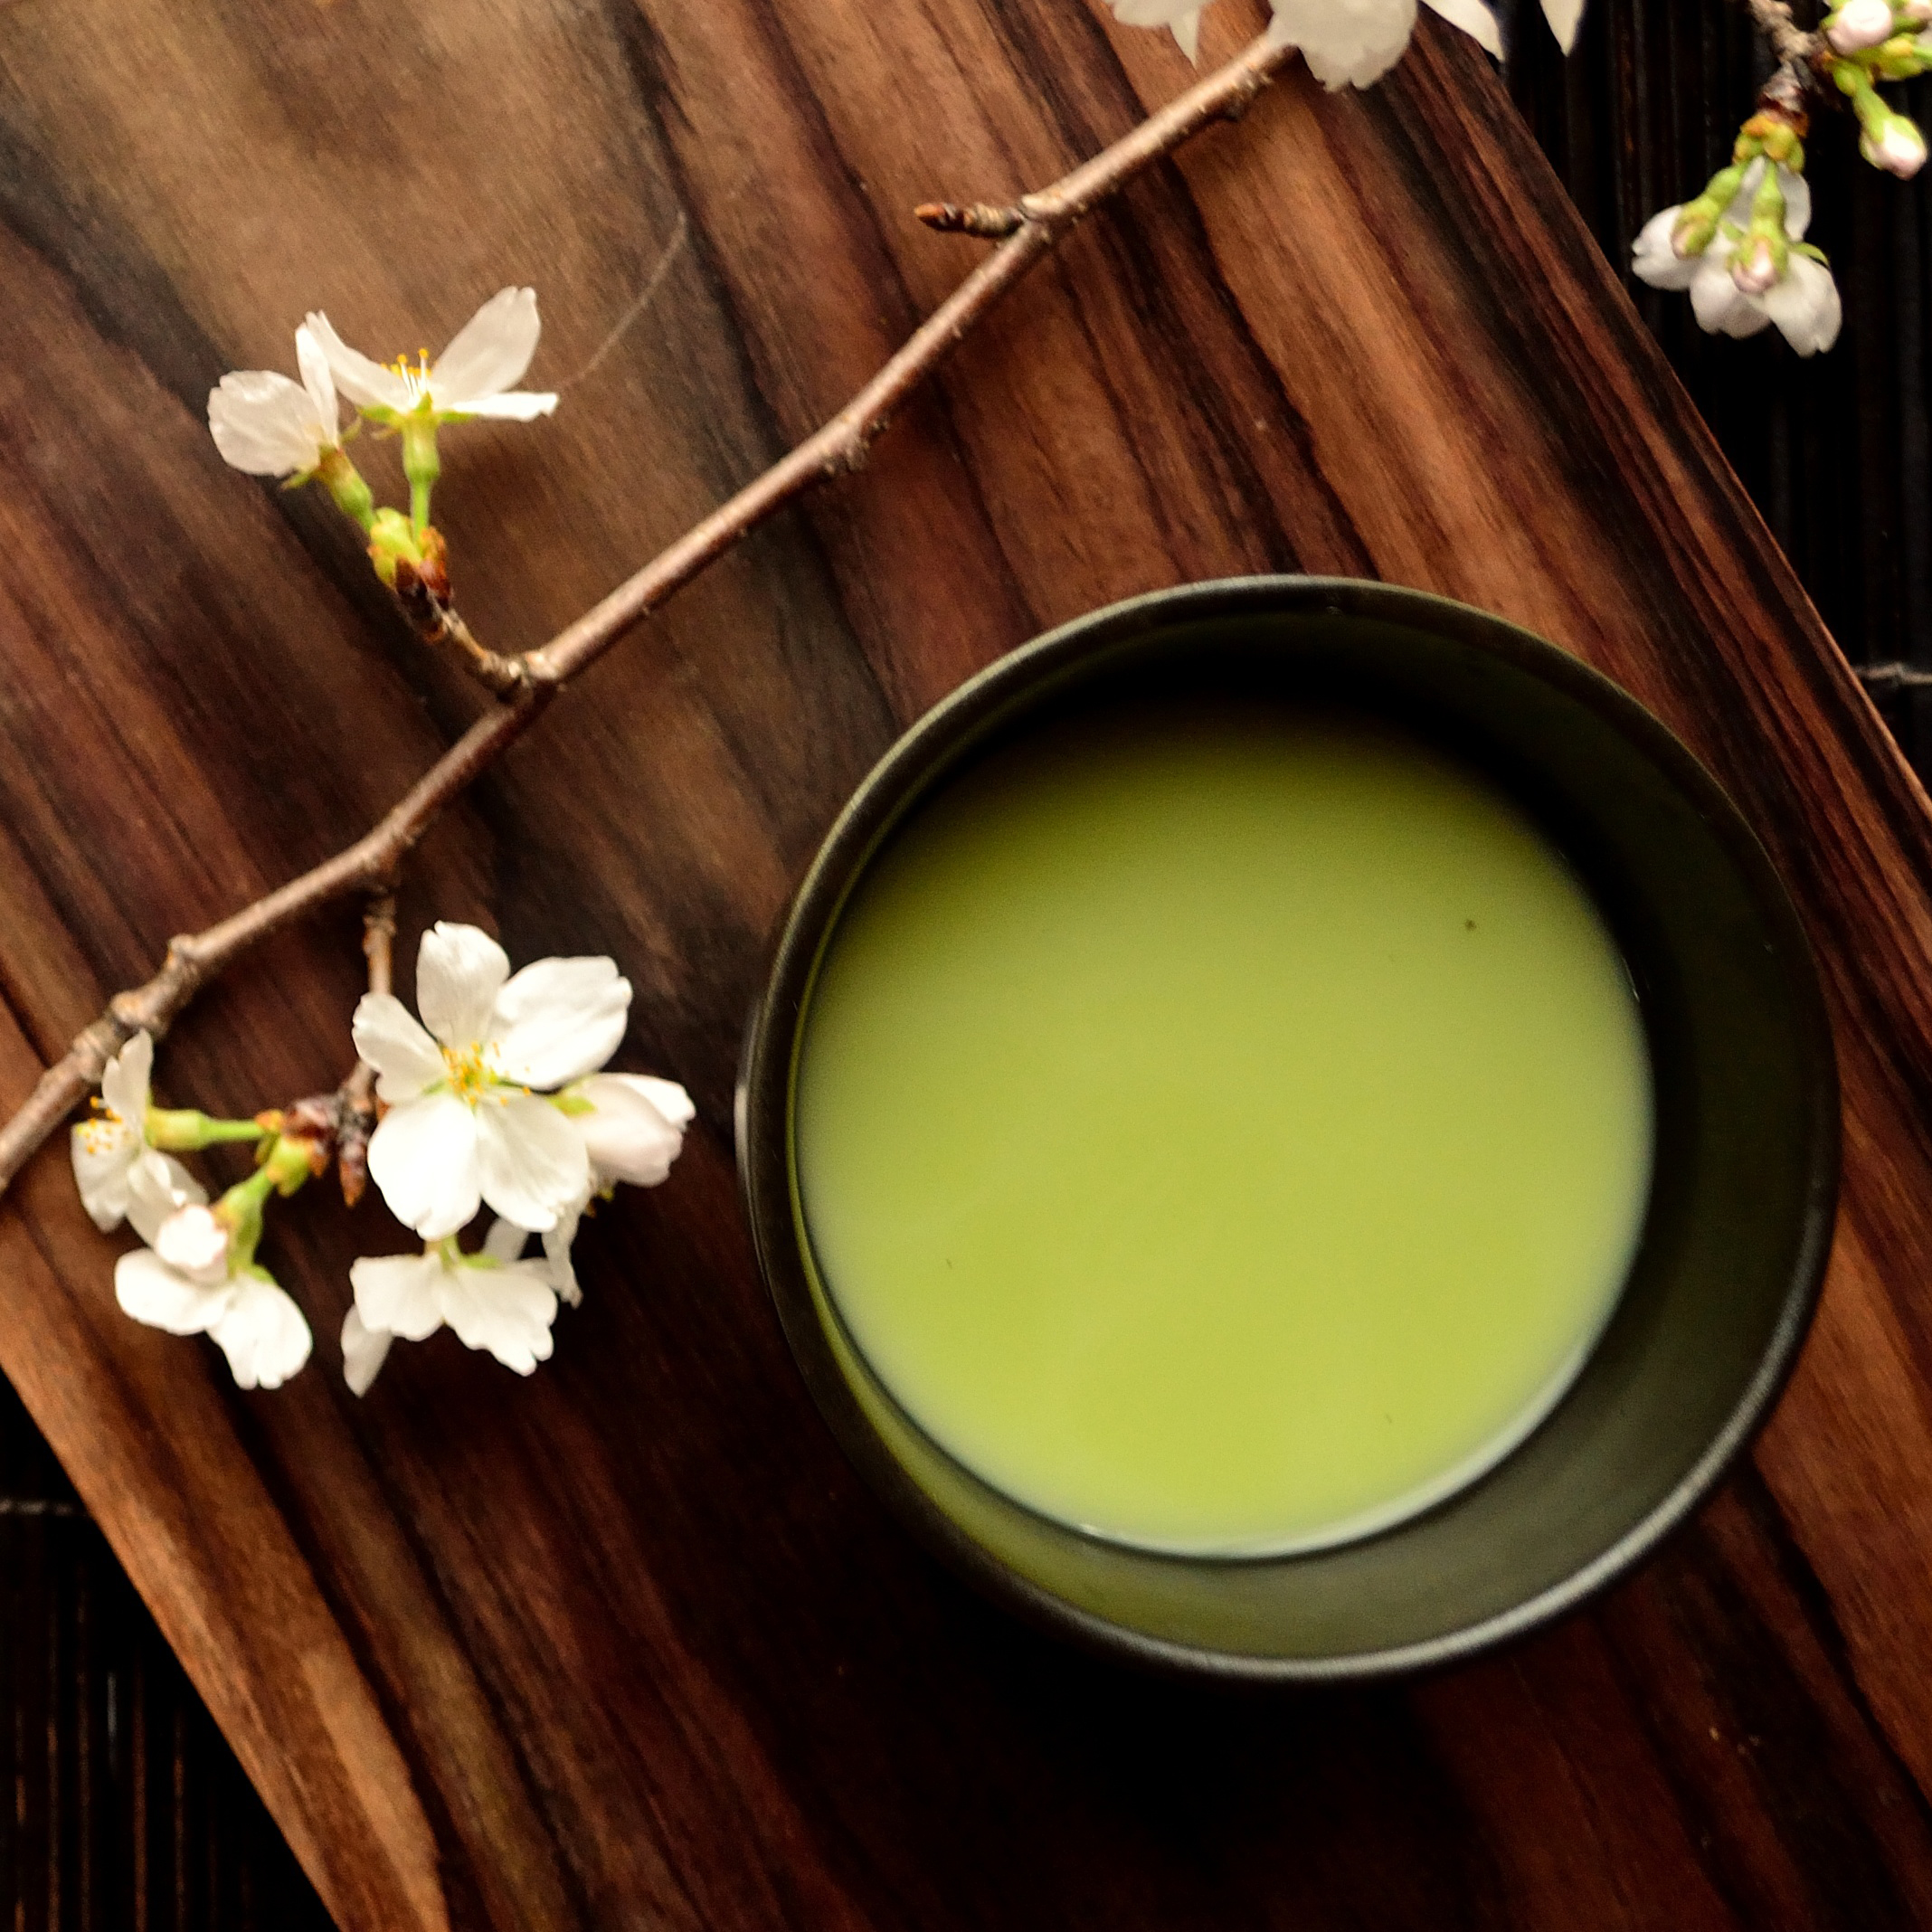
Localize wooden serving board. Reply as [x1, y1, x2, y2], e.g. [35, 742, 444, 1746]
[5, 0, 1932, 1923]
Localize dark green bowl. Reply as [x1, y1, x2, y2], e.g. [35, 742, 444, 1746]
[734, 577, 1838, 1681]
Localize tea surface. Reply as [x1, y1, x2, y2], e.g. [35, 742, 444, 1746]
[794, 703, 1653, 1554]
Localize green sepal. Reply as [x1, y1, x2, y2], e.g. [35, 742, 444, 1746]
[367, 507, 427, 589]
[260, 1133, 317, 1198]
[213, 1163, 276, 1271]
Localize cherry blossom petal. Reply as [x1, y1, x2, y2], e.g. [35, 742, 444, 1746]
[100, 1032, 154, 1124]
[207, 371, 328, 476]
[295, 324, 340, 432]
[1760, 255, 1842, 355]
[71, 1119, 138, 1230]
[368, 1094, 482, 1239]
[1690, 252, 1769, 338]
[1632, 205, 1700, 290]
[1781, 168, 1813, 242]
[448, 390, 560, 421]
[352, 992, 445, 1102]
[573, 1073, 692, 1187]
[1423, 0, 1501, 57]
[1108, 0, 1201, 24]
[304, 310, 416, 413]
[440, 1261, 557, 1374]
[491, 956, 630, 1088]
[481, 1216, 532, 1264]
[115, 1248, 233, 1336]
[1539, 0, 1583, 52]
[431, 288, 543, 402]
[475, 1094, 590, 1233]
[341, 1306, 394, 1397]
[1268, 0, 1418, 87]
[126, 1151, 207, 1246]
[211, 1275, 313, 1390]
[418, 922, 510, 1048]
[350, 1252, 449, 1340]
[541, 1195, 585, 1307]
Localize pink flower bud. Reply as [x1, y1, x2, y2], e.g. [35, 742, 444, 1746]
[1829, 0, 1899, 50]
[1731, 238, 1780, 295]
[1864, 114, 1929, 177]
[1903, 0, 1932, 23]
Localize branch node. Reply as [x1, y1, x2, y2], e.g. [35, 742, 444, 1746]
[392, 562, 533, 697]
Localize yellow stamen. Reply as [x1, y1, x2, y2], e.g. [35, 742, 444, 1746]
[384, 348, 436, 405]
[77, 1102, 126, 1156]
[440, 1042, 497, 1106]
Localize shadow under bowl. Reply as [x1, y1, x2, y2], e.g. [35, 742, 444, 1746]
[734, 576, 1839, 1682]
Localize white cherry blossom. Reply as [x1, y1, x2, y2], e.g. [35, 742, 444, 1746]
[207, 326, 344, 478]
[1265, 0, 1505, 88]
[1106, 0, 1589, 79]
[353, 923, 630, 1240]
[347, 1218, 558, 1389]
[305, 288, 559, 423]
[116, 1247, 312, 1391]
[71, 1033, 203, 1242]
[538, 1073, 696, 1303]
[1633, 162, 1841, 357]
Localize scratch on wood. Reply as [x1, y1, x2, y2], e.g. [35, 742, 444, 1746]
[561, 213, 692, 391]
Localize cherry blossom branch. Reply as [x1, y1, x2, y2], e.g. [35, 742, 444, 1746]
[339, 891, 396, 1112]
[1743, 0, 1823, 77]
[0, 27, 1293, 1199]
[392, 564, 531, 697]
[1859, 661, 1932, 694]
[1740, 0, 1825, 118]
[306, 889, 397, 1207]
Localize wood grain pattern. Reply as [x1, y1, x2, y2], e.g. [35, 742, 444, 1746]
[4, 0, 1932, 1924]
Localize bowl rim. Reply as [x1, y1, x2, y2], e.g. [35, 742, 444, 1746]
[735, 573, 1842, 1683]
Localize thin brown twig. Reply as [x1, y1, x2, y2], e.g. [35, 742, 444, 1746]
[0, 29, 1294, 1198]
[332, 891, 396, 1204]
[392, 562, 532, 696]
[1743, 0, 1822, 71]
[340, 891, 397, 1114]
[1740, 0, 1825, 118]
[1860, 662, 1932, 695]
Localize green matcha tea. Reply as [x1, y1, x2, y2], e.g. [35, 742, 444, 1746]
[792, 700, 1653, 1556]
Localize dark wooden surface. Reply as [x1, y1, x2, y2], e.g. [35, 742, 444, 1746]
[8, 1, 1932, 1927]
